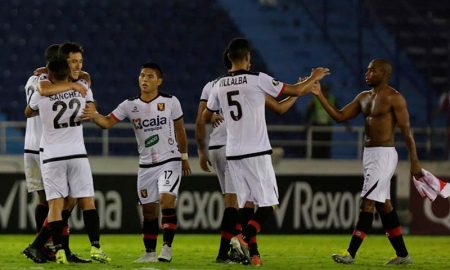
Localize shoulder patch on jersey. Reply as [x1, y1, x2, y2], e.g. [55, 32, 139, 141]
[159, 91, 173, 98]
[127, 95, 140, 101]
[272, 79, 280, 86]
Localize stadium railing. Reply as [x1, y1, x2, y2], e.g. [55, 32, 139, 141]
[0, 121, 447, 160]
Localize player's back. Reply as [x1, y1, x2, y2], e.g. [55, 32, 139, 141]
[214, 70, 281, 158]
[30, 81, 92, 161]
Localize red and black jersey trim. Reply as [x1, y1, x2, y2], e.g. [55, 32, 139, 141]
[139, 157, 181, 168]
[226, 149, 273, 160]
[42, 154, 88, 164]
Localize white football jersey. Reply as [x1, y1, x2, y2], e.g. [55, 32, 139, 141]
[207, 70, 284, 159]
[111, 93, 183, 165]
[200, 78, 226, 148]
[29, 76, 94, 163]
[24, 75, 42, 152]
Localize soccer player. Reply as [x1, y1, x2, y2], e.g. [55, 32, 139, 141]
[24, 44, 59, 235]
[203, 37, 329, 266]
[24, 57, 111, 264]
[312, 59, 421, 265]
[195, 50, 300, 264]
[38, 42, 89, 96]
[23, 43, 91, 264]
[82, 62, 191, 263]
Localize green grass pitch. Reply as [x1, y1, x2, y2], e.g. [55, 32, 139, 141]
[1, 234, 449, 269]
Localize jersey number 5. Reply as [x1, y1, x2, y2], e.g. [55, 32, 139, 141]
[53, 99, 81, 129]
[227, 90, 242, 121]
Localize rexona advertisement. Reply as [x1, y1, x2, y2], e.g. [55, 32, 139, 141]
[0, 174, 392, 234]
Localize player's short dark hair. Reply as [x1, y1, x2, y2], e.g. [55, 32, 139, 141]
[141, 62, 163, 79]
[227, 38, 251, 62]
[59, 42, 84, 59]
[48, 57, 70, 81]
[44, 44, 60, 63]
[223, 49, 232, 70]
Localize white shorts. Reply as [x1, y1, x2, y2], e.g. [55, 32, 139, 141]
[24, 151, 44, 192]
[361, 147, 398, 203]
[41, 157, 94, 201]
[228, 155, 279, 208]
[209, 146, 235, 194]
[137, 159, 182, 204]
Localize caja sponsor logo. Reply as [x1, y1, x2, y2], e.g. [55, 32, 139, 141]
[132, 116, 167, 129]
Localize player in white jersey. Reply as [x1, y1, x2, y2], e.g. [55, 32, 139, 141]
[82, 62, 191, 263]
[195, 50, 300, 264]
[24, 45, 59, 238]
[23, 44, 92, 264]
[24, 57, 110, 264]
[38, 42, 89, 97]
[203, 38, 329, 266]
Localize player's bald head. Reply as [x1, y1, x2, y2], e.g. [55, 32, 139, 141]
[371, 59, 392, 80]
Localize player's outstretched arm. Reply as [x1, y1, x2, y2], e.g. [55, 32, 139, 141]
[282, 67, 330, 97]
[195, 101, 211, 172]
[392, 93, 422, 177]
[313, 85, 362, 122]
[81, 105, 118, 129]
[265, 95, 298, 115]
[174, 117, 191, 176]
[39, 80, 87, 97]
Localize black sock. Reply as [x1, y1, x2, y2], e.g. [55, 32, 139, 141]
[32, 219, 50, 248]
[348, 212, 373, 258]
[218, 207, 239, 258]
[34, 204, 49, 233]
[83, 209, 100, 248]
[161, 208, 177, 247]
[243, 206, 273, 256]
[143, 219, 159, 252]
[380, 210, 408, 257]
[48, 220, 64, 250]
[239, 207, 254, 232]
[61, 210, 71, 255]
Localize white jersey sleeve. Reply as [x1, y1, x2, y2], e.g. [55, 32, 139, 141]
[258, 72, 285, 98]
[171, 96, 183, 120]
[206, 84, 221, 112]
[76, 79, 94, 103]
[111, 100, 129, 121]
[200, 81, 213, 101]
[28, 90, 43, 111]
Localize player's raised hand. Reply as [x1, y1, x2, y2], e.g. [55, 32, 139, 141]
[33, 66, 48, 76]
[310, 67, 330, 81]
[72, 82, 87, 97]
[310, 81, 322, 96]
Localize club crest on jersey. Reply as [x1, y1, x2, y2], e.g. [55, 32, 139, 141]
[145, 134, 159, 147]
[132, 116, 167, 129]
[272, 79, 280, 86]
[157, 103, 165, 111]
[140, 189, 148, 198]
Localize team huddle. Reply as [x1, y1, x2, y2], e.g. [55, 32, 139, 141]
[23, 38, 422, 266]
